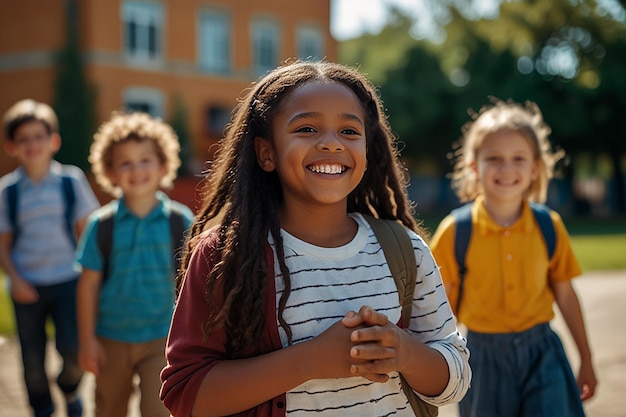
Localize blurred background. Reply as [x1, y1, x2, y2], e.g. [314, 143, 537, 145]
[1, 0, 625, 224]
[0, 2, 624, 416]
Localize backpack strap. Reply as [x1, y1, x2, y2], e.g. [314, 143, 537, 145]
[96, 203, 117, 281]
[529, 203, 556, 259]
[6, 182, 19, 247]
[168, 203, 188, 279]
[451, 202, 556, 314]
[362, 214, 439, 417]
[97, 201, 188, 282]
[6, 176, 76, 247]
[362, 214, 415, 328]
[450, 202, 473, 314]
[61, 176, 77, 247]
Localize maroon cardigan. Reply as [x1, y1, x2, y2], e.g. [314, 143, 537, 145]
[160, 230, 286, 417]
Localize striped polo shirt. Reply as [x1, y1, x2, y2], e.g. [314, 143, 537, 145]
[0, 161, 99, 285]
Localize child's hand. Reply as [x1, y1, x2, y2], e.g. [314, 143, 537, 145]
[78, 337, 106, 376]
[342, 306, 407, 383]
[10, 277, 39, 304]
[309, 319, 371, 379]
[578, 360, 598, 401]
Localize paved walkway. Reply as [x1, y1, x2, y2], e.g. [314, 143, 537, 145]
[0, 270, 624, 417]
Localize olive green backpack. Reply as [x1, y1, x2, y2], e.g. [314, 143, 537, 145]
[363, 214, 439, 417]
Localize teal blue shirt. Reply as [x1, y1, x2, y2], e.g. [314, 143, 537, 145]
[75, 192, 194, 343]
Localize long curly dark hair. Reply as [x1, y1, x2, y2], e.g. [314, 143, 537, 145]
[178, 60, 424, 356]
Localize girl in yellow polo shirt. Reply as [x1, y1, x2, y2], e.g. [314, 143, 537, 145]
[430, 99, 597, 417]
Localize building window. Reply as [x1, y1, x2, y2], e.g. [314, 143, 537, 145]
[205, 106, 231, 138]
[297, 26, 323, 61]
[198, 10, 231, 74]
[123, 87, 165, 119]
[251, 19, 279, 77]
[122, 1, 163, 63]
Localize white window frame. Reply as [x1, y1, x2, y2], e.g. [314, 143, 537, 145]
[122, 1, 164, 64]
[297, 25, 324, 61]
[251, 19, 280, 77]
[198, 9, 231, 74]
[122, 87, 165, 119]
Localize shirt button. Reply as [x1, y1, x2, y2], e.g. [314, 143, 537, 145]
[506, 254, 513, 261]
[504, 231, 511, 236]
[276, 401, 285, 408]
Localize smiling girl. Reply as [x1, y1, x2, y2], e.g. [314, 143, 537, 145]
[430, 99, 597, 417]
[160, 60, 470, 417]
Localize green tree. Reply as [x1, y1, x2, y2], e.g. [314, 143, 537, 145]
[379, 46, 456, 174]
[169, 96, 193, 176]
[338, 6, 421, 85]
[53, 0, 97, 171]
[339, 0, 626, 213]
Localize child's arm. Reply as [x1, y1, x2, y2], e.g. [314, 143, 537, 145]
[343, 306, 450, 396]
[76, 268, 105, 376]
[0, 231, 38, 303]
[192, 319, 365, 416]
[552, 280, 598, 400]
[73, 216, 89, 240]
[161, 238, 368, 417]
[341, 232, 471, 406]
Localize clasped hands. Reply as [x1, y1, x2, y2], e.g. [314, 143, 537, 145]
[312, 305, 413, 383]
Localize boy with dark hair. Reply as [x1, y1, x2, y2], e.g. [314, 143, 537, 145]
[0, 98, 100, 417]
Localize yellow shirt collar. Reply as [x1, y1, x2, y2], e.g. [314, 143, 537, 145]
[473, 195, 535, 234]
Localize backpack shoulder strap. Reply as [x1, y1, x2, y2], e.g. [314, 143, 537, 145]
[96, 203, 117, 281]
[6, 182, 19, 246]
[362, 214, 438, 417]
[5, 176, 77, 247]
[450, 202, 556, 314]
[168, 203, 188, 278]
[529, 203, 556, 260]
[61, 176, 77, 247]
[451, 202, 473, 314]
[362, 214, 415, 328]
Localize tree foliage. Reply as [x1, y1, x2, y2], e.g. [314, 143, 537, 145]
[53, 0, 97, 171]
[337, 0, 626, 213]
[169, 96, 193, 176]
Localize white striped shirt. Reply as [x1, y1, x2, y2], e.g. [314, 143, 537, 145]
[270, 213, 471, 416]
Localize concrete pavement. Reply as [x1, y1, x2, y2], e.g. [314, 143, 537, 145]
[0, 270, 624, 417]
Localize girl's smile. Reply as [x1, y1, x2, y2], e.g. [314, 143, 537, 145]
[307, 163, 346, 175]
[474, 129, 538, 205]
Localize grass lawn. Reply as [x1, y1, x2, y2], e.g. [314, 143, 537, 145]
[1, 216, 624, 336]
[571, 234, 626, 272]
[0, 278, 14, 335]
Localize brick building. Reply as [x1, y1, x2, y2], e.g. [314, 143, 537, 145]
[0, 0, 337, 193]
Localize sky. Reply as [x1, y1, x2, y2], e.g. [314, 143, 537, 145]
[330, 0, 429, 41]
[329, 0, 501, 42]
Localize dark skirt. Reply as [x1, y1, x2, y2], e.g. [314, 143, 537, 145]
[460, 322, 586, 417]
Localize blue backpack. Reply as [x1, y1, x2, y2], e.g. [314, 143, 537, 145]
[6, 176, 76, 247]
[451, 202, 556, 313]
